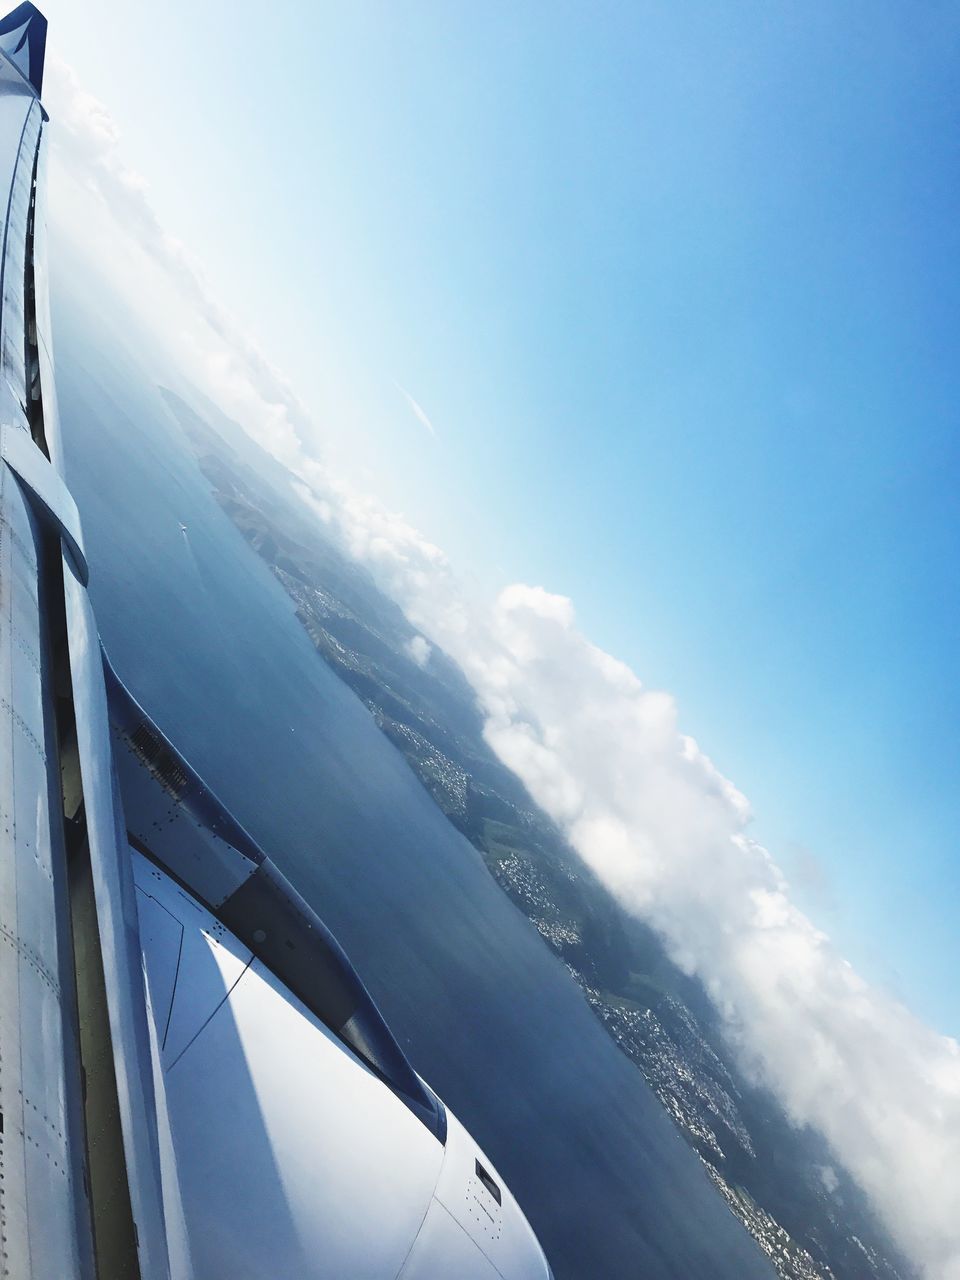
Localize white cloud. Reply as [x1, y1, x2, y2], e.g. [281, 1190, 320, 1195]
[46, 60, 960, 1280]
[406, 635, 432, 668]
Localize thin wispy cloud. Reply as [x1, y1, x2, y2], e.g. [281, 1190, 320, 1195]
[393, 379, 437, 438]
[47, 60, 960, 1280]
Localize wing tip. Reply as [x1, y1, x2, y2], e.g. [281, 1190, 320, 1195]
[0, 3, 47, 96]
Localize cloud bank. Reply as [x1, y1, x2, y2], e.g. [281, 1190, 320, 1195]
[45, 59, 960, 1279]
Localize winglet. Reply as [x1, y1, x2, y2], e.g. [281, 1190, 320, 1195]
[0, 3, 46, 96]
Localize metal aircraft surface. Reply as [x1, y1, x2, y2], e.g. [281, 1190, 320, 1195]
[0, 8, 553, 1277]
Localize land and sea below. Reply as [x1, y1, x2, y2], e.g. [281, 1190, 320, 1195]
[162, 384, 913, 1280]
[58, 267, 788, 1280]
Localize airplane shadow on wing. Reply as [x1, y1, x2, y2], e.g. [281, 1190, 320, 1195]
[147, 881, 447, 1280]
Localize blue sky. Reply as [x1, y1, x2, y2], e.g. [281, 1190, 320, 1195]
[43, 1, 960, 1033]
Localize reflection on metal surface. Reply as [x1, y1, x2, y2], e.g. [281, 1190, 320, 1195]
[1, 422, 88, 582]
[133, 848, 444, 1279]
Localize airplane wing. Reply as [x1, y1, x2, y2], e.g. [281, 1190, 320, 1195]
[0, 8, 553, 1278]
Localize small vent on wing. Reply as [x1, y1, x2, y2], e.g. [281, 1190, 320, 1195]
[475, 1160, 502, 1206]
[130, 721, 189, 797]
